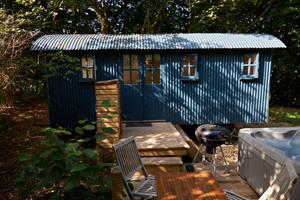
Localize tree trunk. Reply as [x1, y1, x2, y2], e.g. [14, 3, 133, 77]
[90, 0, 108, 33]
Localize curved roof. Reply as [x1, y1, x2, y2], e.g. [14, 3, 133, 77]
[31, 33, 286, 51]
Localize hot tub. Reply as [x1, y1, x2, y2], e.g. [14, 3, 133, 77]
[238, 127, 300, 199]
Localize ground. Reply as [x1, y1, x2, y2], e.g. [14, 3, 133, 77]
[0, 99, 299, 199]
[0, 98, 48, 200]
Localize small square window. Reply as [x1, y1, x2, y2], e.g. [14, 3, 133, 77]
[181, 54, 199, 80]
[81, 55, 96, 80]
[241, 53, 259, 80]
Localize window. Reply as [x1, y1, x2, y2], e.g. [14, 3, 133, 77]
[123, 54, 140, 84]
[241, 53, 259, 79]
[81, 55, 96, 79]
[182, 54, 198, 80]
[145, 54, 160, 84]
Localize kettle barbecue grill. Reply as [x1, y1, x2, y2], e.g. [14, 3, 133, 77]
[193, 124, 230, 175]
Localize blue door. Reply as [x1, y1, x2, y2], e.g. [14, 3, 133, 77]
[121, 54, 165, 121]
[143, 54, 164, 120]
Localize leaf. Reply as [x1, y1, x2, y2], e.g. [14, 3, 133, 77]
[82, 149, 96, 159]
[19, 153, 32, 162]
[75, 127, 84, 135]
[59, 130, 72, 135]
[78, 119, 87, 125]
[49, 165, 63, 182]
[101, 100, 110, 108]
[64, 176, 81, 191]
[70, 163, 88, 172]
[95, 134, 106, 141]
[77, 138, 92, 143]
[83, 124, 95, 131]
[102, 127, 115, 134]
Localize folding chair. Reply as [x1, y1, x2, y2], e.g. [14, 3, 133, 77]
[225, 160, 298, 200]
[113, 136, 156, 200]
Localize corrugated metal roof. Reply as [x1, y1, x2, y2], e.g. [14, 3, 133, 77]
[31, 33, 286, 51]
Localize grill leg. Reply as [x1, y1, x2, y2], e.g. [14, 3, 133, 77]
[212, 148, 216, 177]
[192, 144, 203, 163]
[219, 145, 228, 166]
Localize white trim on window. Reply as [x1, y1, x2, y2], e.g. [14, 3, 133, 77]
[241, 53, 259, 80]
[181, 54, 199, 81]
[81, 55, 96, 80]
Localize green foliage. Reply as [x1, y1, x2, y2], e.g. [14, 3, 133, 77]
[269, 107, 300, 125]
[16, 126, 112, 199]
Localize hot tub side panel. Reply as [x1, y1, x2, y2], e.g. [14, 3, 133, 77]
[238, 129, 300, 200]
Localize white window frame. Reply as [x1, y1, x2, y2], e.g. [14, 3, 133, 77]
[81, 55, 96, 80]
[241, 53, 259, 80]
[181, 54, 199, 80]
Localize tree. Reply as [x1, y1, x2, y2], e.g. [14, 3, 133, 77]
[0, 9, 39, 106]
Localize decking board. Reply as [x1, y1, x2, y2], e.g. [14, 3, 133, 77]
[194, 163, 259, 200]
[122, 122, 190, 157]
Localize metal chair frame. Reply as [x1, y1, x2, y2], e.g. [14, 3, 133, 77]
[113, 136, 156, 200]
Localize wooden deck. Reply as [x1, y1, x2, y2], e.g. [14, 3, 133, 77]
[120, 122, 259, 200]
[193, 163, 259, 200]
[122, 122, 190, 157]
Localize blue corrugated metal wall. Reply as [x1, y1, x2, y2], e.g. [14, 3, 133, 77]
[47, 50, 272, 127]
[163, 51, 272, 124]
[47, 73, 96, 128]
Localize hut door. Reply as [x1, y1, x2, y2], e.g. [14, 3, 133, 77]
[121, 54, 164, 121]
[143, 54, 164, 120]
[121, 54, 143, 120]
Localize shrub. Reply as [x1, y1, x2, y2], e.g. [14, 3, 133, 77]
[16, 126, 111, 200]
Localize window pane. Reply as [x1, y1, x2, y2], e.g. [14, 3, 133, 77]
[154, 54, 160, 68]
[243, 66, 249, 75]
[87, 56, 92, 66]
[145, 54, 152, 63]
[153, 70, 160, 84]
[81, 57, 87, 66]
[131, 54, 138, 69]
[183, 55, 189, 65]
[82, 68, 87, 78]
[154, 56, 160, 69]
[250, 55, 257, 64]
[146, 70, 152, 84]
[131, 70, 139, 84]
[123, 55, 130, 69]
[92, 56, 96, 66]
[124, 70, 130, 84]
[87, 68, 93, 78]
[190, 66, 196, 76]
[190, 55, 197, 65]
[183, 66, 189, 77]
[250, 66, 256, 75]
[243, 55, 250, 64]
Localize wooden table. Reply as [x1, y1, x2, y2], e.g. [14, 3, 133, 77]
[156, 171, 227, 200]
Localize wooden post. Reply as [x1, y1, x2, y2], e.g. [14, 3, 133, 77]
[111, 166, 123, 200]
[95, 79, 121, 149]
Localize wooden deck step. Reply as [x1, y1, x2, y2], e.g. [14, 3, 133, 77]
[122, 122, 190, 157]
[142, 157, 184, 174]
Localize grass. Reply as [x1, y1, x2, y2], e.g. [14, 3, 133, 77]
[269, 107, 300, 126]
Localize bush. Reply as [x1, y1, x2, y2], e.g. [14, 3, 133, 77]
[16, 126, 111, 200]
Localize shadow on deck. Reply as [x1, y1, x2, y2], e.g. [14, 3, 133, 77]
[118, 122, 259, 199]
